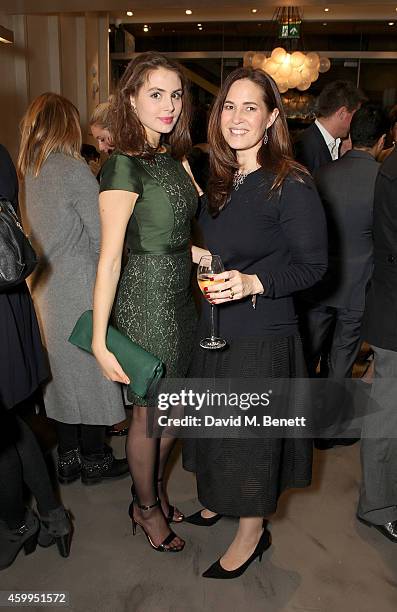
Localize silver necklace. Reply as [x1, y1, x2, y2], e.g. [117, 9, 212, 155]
[232, 168, 258, 190]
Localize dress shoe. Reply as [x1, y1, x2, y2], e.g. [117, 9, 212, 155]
[184, 509, 223, 526]
[357, 515, 397, 543]
[202, 528, 271, 579]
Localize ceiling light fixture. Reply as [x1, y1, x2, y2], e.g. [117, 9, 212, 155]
[185, 9, 193, 15]
[324, 8, 329, 12]
[143, 25, 149, 32]
[244, 7, 331, 93]
[251, 8, 258, 13]
[126, 11, 133, 16]
[198, 26, 203, 31]
[197, 23, 202, 26]
[388, 21, 395, 25]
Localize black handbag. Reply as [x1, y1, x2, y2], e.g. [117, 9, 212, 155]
[0, 197, 37, 289]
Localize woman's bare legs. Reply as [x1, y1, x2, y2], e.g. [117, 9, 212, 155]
[126, 406, 184, 550]
[220, 517, 264, 570]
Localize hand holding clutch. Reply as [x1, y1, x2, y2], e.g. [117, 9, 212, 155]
[93, 345, 130, 386]
[69, 310, 164, 401]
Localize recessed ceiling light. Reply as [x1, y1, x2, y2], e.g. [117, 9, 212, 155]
[197, 23, 202, 27]
[251, 8, 258, 13]
[185, 9, 193, 15]
[324, 7, 329, 11]
[198, 27, 203, 31]
[126, 11, 133, 16]
[388, 21, 395, 25]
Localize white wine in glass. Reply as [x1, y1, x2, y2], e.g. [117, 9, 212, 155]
[197, 255, 227, 350]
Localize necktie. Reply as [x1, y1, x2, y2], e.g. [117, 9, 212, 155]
[329, 140, 338, 160]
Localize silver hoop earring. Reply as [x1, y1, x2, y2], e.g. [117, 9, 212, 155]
[263, 128, 268, 145]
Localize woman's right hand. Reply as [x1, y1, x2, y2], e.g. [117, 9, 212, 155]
[92, 346, 130, 385]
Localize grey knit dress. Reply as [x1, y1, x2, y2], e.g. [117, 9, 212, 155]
[24, 153, 125, 425]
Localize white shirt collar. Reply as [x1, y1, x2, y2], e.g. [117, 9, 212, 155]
[315, 119, 340, 159]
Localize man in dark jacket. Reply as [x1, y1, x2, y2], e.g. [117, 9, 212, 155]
[294, 80, 366, 174]
[357, 147, 397, 542]
[303, 105, 389, 380]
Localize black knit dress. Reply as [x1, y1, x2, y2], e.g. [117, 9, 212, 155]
[183, 169, 328, 516]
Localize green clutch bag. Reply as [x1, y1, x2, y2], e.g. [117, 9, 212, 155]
[68, 310, 164, 400]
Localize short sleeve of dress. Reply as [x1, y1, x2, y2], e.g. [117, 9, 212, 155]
[99, 153, 143, 197]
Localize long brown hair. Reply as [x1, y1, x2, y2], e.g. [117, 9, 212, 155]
[207, 67, 308, 215]
[18, 92, 82, 179]
[110, 51, 191, 160]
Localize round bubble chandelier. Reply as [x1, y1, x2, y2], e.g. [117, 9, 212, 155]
[243, 7, 331, 93]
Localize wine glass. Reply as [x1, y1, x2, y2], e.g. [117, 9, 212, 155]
[197, 255, 227, 350]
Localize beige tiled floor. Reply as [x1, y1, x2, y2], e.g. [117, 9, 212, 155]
[1, 431, 396, 612]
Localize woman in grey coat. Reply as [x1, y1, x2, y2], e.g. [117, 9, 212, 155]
[18, 93, 128, 485]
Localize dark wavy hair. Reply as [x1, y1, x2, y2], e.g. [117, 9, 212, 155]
[109, 51, 191, 160]
[207, 67, 308, 215]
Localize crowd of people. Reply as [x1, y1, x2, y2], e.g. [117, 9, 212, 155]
[0, 50, 396, 580]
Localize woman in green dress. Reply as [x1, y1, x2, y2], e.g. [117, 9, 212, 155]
[92, 52, 205, 552]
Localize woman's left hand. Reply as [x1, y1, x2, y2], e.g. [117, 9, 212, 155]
[203, 270, 264, 304]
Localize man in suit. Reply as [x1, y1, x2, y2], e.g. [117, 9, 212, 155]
[294, 80, 366, 175]
[295, 81, 366, 380]
[357, 147, 397, 542]
[300, 105, 389, 448]
[302, 105, 389, 381]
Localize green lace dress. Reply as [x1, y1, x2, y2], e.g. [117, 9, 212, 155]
[100, 151, 198, 404]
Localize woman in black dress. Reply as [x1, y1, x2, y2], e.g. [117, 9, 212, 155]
[183, 68, 327, 578]
[0, 144, 71, 568]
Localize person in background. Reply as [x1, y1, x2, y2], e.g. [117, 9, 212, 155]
[378, 104, 397, 162]
[294, 80, 366, 381]
[90, 101, 114, 155]
[294, 80, 366, 174]
[357, 147, 397, 543]
[81, 143, 101, 176]
[0, 143, 72, 568]
[17, 93, 129, 486]
[300, 104, 389, 448]
[183, 67, 327, 579]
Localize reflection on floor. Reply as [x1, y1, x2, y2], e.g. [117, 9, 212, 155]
[1, 421, 396, 612]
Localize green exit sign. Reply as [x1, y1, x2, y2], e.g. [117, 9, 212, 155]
[279, 23, 301, 39]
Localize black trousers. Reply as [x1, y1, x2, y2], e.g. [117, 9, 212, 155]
[301, 303, 364, 379]
[54, 422, 106, 458]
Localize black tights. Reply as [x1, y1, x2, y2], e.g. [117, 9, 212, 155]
[0, 411, 58, 529]
[54, 421, 106, 457]
[126, 406, 176, 506]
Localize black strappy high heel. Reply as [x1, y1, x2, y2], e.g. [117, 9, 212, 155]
[128, 496, 185, 553]
[157, 478, 184, 524]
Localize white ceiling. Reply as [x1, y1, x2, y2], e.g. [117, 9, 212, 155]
[3, 1, 397, 22]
